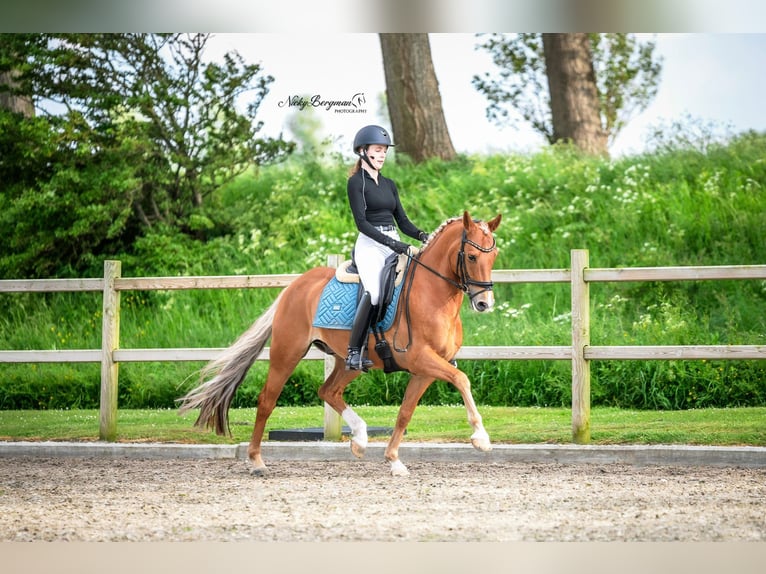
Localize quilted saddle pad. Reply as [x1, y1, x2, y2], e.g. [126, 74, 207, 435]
[312, 277, 403, 331]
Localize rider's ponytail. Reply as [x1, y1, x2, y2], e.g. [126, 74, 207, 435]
[348, 158, 362, 177]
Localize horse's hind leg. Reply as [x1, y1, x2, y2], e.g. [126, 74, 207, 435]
[318, 355, 364, 457]
[247, 351, 305, 476]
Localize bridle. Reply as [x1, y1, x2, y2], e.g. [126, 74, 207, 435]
[455, 229, 497, 299]
[392, 224, 497, 352]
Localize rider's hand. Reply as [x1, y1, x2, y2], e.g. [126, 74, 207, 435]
[391, 241, 410, 254]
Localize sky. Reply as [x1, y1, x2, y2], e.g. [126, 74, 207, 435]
[204, 33, 766, 159]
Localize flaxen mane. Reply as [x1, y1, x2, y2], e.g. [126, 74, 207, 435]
[418, 216, 461, 252]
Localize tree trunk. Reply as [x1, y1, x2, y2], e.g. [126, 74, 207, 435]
[379, 33, 456, 162]
[0, 70, 34, 117]
[542, 33, 607, 156]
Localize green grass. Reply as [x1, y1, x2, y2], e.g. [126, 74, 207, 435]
[1, 406, 764, 446]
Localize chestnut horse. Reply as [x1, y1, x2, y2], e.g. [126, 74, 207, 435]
[178, 211, 502, 476]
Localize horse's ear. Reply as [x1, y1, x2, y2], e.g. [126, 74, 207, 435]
[488, 213, 502, 232]
[462, 211, 472, 229]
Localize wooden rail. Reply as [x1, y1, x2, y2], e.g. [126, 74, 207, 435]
[1, 251, 765, 443]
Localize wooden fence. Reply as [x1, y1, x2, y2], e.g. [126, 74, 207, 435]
[1, 250, 765, 443]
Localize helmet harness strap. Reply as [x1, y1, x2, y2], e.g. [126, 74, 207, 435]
[358, 147, 377, 172]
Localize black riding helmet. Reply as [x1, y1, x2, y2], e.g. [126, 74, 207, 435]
[353, 125, 395, 155]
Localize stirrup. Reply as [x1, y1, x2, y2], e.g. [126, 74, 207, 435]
[345, 348, 373, 371]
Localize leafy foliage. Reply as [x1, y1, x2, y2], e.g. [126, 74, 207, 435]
[0, 110, 139, 277]
[591, 34, 663, 140]
[472, 34, 549, 137]
[0, 33, 294, 278]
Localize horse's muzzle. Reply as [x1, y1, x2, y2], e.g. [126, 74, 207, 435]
[470, 291, 494, 313]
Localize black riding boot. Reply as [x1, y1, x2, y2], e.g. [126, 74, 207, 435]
[345, 291, 375, 371]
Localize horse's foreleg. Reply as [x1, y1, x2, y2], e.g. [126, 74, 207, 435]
[450, 369, 491, 452]
[415, 351, 492, 453]
[317, 356, 365, 457]
[385, 374, 435, 477]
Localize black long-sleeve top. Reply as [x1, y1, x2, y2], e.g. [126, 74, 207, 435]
[346, 169, 424, 249]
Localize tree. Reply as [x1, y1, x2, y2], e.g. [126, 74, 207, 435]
[0, 70, 33, 116]
[379, 34, 456, 162]
[543, 33, 607, 156]
[473, 33, 662, 154]
[0, 34, 293, 277]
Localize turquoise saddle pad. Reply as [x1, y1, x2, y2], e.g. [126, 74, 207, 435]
[312, 278, 403, 331]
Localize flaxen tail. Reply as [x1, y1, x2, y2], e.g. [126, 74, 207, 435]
[178, 292, 283, 435]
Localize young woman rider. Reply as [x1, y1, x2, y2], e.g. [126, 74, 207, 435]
[345, 124, 429, 370]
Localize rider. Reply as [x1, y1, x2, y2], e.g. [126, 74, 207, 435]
[345, 124, 429, 371]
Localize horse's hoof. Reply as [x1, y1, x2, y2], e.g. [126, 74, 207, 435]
[470, 437, 493, 452]
[250, 466, 269, 477]
[350, 439, 366, 459]
[390, 459, 410, 477]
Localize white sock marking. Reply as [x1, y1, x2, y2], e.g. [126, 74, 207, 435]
[341, 407, 368, 449]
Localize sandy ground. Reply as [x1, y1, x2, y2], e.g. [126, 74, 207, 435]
[1, 456, 764, 542]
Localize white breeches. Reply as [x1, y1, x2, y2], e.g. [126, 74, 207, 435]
[354, 229, 398, 305]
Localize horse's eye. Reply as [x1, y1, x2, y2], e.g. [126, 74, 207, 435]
[468, 254, 477, 263]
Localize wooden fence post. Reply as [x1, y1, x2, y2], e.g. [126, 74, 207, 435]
[571, 249, 591, 444]
[99, 260, 121, 441]
[323, 254, 344, 441]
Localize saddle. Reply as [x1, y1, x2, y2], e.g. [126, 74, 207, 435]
[312, 251, 414, 373]
[339, 251, 409, 319]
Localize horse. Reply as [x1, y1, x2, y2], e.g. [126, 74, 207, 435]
[178, 211, 502, 476]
